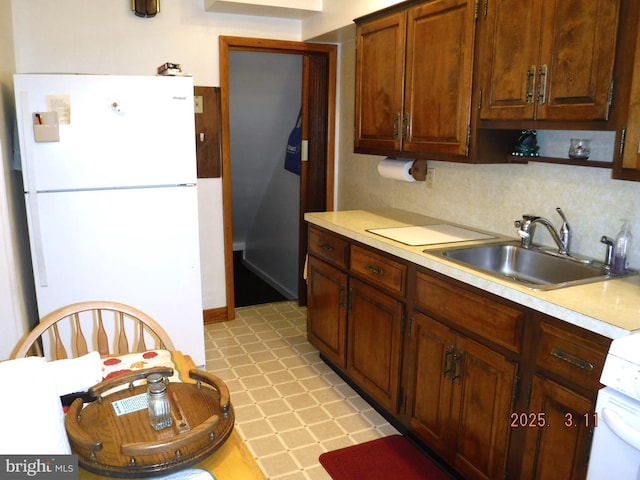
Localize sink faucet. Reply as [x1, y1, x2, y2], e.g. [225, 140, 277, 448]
[514, 207, 571, 255]
[600, 236, 614, 271]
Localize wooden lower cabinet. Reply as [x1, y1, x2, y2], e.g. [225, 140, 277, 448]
[306, 256, 348, 369]
[306, 225, 610, 480]
[405, 311, 518, 480]
[520, 375, 595, 480]
[405, 311, 453, 457]
[347, 277, 404, 413]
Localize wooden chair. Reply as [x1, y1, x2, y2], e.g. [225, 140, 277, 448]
[12, 300, 175, 359]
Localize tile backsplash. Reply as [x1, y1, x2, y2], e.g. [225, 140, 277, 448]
[536, 130, 616, 163]
[339, 154, 640, 269]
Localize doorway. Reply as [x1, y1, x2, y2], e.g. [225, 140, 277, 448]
[228, 50, 301, 307]
[219, 37, 337, 320]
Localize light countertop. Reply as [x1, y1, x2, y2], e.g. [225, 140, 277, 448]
[305, 209, 640, 340]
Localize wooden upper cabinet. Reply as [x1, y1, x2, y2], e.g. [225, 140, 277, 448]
[355, 11, 406, 153]
[404, 0, 476, 155]
[539, 0, 619, 121]
[479, 0, 620, 122]
[614, 3, 640, 181]
[476, 0, 541, 120]
[355, 0, 477, 157]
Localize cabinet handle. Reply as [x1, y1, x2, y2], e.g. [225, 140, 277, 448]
[443, 346, 455, 379]
[550, 348, 594, 371]
[538, 64, 548, 105]
[338, 285, 346, 308]
[365, 264, 384, 276]
[526, 65, 536, 104]
[452, 352, 464, 384]
[402, 113, 409, 140]
[319, 243, 335, 253]
[393, 113, 401, 140]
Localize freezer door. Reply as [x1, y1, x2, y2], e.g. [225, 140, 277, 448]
[25, 186, 205, 366]
[14, 74, 197, 191]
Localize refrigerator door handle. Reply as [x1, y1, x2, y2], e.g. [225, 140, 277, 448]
[26, 192, 48, 287]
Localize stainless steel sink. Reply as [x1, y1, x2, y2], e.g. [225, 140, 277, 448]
[428, 242, 636, 290]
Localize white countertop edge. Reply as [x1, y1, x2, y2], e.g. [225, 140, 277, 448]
[305, 212, 635, 340]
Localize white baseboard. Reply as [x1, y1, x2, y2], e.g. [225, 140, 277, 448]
[241, 258, 297, 300]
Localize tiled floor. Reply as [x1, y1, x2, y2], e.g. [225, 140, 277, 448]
[203, 301, 399, 480]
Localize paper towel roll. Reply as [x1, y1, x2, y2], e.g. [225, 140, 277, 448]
[377, 158, 416, 182]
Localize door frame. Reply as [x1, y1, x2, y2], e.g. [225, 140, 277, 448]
[219, 36, 337, 320]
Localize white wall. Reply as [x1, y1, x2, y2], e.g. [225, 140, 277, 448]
[229, 51, 302, 298]
[9, 0, 303, 311]
[302, 0, 405, 40]
[0, 0, 37, 359]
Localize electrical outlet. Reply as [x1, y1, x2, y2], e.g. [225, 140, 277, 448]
[426, 167, 435, 188]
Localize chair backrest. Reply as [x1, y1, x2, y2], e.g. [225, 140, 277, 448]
[12, 301, 175, 359]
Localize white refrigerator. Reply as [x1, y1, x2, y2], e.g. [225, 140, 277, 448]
[13, 74, 206, 366]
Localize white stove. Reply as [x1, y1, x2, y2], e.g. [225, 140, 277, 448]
[600, 334, 640, 400]
[588, 334, 640, 480]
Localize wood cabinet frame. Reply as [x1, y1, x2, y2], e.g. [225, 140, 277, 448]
[355, 1, 640, 175]
[306, 224, 611, 480]
[354, 0, 494, 162]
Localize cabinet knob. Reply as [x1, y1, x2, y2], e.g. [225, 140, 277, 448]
[320, 243, 335, 253]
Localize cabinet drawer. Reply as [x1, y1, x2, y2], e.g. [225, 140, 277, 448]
[536, 321, 610, 392]
[351, 245, 407, 296]
[308, 227, 349, 269]
[415, 270, 524, 353]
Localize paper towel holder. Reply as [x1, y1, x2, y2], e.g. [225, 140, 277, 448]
[410, 160, 427, 181]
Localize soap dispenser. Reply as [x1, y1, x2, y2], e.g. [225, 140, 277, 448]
[612, 220, 632, 274]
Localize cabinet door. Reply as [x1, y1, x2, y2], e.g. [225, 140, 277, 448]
[520, 375, 594, 480]
[306, 256, 348, 369]
[479, 0, 619, 121]
[616, 7, 640, 179]
[404, 0, 476, 155]
[537, 0, 620, 121]
[478, 0, 542, 120]
[450, 335, 517, 480]
[405, 311, 456, 459]
[347, 278, 403, 412]
[354, 12, 406, 154]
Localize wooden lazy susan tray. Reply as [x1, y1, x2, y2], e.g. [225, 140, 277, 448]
[65, 367, 234, 478]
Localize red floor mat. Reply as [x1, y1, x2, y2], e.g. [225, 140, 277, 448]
[319, 435, 452, 480]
